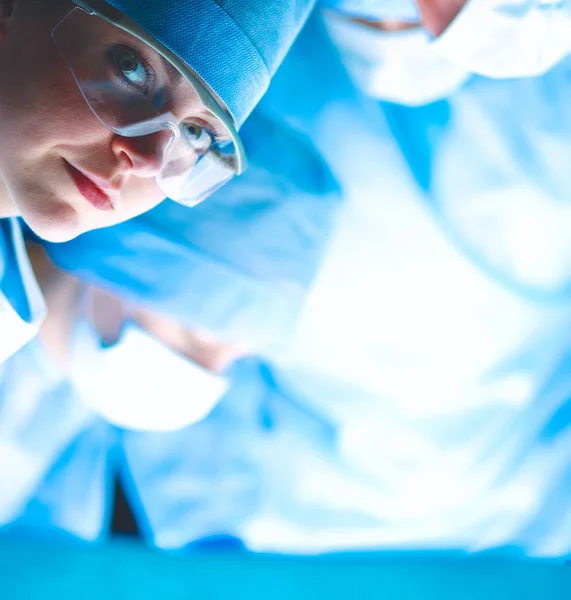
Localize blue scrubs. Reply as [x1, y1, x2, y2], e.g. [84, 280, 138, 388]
[0, 336, 107, 536]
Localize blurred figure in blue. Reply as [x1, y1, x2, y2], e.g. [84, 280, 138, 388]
[225, 12, 571, 558]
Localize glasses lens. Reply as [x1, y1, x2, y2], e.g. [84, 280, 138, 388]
[158, 150, 237, 207]
[52, 6, 239, 204]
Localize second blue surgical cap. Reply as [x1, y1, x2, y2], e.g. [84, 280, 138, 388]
[40, 111, 341, 354]
[104, 0, 317, 126]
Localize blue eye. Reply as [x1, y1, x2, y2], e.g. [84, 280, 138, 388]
[110, 45, 154, 92]
[118, 52, 147, 85]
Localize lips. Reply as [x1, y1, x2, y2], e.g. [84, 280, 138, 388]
[64, 161, 115, 212]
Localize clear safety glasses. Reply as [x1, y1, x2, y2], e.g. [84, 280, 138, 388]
[52, 0, 247, 207]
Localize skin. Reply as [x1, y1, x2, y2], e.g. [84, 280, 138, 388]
[0, 0, 218, 242]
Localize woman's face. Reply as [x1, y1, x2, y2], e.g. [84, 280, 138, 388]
[0, 1, 205, 242]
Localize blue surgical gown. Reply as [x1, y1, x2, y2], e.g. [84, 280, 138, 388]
[0, 351, 269, 545]
[0, 337, 112, 540]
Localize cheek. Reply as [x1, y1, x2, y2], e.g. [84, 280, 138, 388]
[0, 67, 107, 171]
[126, 178, 167, 209]
[109, 178, 167, 224]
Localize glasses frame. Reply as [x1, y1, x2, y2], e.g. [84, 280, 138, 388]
[72, 0, 247, 175]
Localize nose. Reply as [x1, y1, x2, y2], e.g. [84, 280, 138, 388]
[111, 129, 174, 178]
[415, 0, 467, 36]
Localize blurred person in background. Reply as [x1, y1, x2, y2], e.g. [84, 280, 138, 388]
[127, 10, 571, 558]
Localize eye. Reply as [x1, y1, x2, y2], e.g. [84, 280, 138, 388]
[118, 52, 147, 84]
[109, 45, 154, 92]
[183, 122, 214, 153]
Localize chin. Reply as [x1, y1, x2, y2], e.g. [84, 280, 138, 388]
[21, 203, 83, 243]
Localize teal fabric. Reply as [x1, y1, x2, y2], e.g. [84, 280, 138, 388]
[0, 533, 568, 599]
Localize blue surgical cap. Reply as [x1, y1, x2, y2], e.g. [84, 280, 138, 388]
[320, 0, 420, 22]
[40, 111, 341, 354]
[105, 0, 318, 126]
